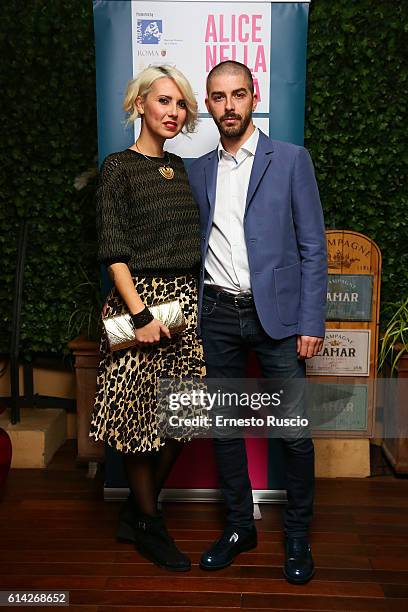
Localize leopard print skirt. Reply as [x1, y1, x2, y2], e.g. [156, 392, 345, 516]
[89, 274, 206, 453]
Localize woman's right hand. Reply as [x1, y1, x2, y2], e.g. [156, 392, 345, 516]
[134, 319, 171, 345]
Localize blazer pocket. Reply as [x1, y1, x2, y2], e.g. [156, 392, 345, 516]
[273, 262, 301, 325]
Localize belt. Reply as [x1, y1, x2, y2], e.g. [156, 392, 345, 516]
[204, 285, 254, 308]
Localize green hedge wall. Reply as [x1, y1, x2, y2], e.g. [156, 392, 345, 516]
[0, 1, 98, 358]
[305, 1, 408, 316]
[0, 0, 407, 358]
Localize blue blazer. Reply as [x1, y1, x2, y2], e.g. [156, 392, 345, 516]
[188, 130, 328, 340]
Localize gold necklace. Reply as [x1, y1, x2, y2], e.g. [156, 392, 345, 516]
[135, 142, 175, 180]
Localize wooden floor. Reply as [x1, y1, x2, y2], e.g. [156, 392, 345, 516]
[1, 442, 408, 612]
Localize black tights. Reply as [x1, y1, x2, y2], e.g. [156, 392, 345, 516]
[123, 439, 184, 516]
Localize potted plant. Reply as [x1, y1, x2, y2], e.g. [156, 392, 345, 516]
[378, 297, 408, 374]
[378, 297, 408, 474]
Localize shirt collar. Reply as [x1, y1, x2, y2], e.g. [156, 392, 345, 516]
[217, 127, 259, 162]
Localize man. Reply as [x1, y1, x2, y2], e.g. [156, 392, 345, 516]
[188, 60, 327, 584]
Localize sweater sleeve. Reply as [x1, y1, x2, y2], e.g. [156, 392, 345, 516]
[96, 155, 132, 266]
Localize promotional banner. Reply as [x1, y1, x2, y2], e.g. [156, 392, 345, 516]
[131, 2, 271, 157]
[94, 0, 310, 162]
[93, 0, 311, 497]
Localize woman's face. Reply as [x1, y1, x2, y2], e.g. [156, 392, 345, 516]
[137, 77, 187, 140]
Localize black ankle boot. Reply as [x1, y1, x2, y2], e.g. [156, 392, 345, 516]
[116, 495, 139, 543]
[133, 513, 191, 572]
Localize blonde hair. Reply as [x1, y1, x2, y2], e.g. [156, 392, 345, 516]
[123, 65, 198, 133]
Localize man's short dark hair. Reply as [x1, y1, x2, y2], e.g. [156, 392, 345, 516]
[207, 61, 254, 94]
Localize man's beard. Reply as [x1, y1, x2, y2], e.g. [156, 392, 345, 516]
[215, 109, 253, 139]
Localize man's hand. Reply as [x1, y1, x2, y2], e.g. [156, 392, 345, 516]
[297, 335, 324, 359]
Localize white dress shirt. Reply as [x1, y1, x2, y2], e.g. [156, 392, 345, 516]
[205, 127, 259, 294]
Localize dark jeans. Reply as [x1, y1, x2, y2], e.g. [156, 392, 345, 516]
[201, 288, 314, 537]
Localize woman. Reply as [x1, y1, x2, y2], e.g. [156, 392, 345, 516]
[90, 65, 205, 571]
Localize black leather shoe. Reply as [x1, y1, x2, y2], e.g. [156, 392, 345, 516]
[199, 526, 257, 570]
[283, 536, 315, 584]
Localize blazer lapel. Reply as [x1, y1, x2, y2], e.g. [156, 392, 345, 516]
[204, 149, 219, 212]
[245, 131, 274, 215]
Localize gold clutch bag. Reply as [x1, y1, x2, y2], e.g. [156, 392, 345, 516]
[102, 299, 186, 352]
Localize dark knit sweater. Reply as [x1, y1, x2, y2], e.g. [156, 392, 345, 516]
[96, 149, 201, 274]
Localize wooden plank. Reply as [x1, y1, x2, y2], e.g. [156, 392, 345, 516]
[361, 534, 408, 547]
[0, 551, 117, 563]
[355, 512, 408, 526]
[381, 584, 408, 598]
[345, 524, 408, 536]
[371, 571, 408, 585]
[9, 608, 98, 612]
[0, 549, 371, 570]
[0, 558, 375, 577]
[105, 577, 384, 597]
[365, 546, 408, 558]
[385, 600, 408, 612]
[371, 557, 408, 571]
[96, 608, 240, 612]
[0, 576, 108, 589]
[242, 594, 388, 611]
[1, 538, 371, 556]
[0, 526, 363, 544]
[69, 591, 241, 607]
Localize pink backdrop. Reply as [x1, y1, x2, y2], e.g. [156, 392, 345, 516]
[166, 438, 268, 489]
[166, 354, 268, 489]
